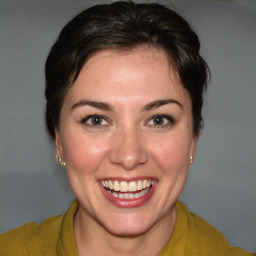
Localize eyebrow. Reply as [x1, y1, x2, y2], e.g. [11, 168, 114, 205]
[142, 99, 183, 111]
[71, 100, 114, 111]
[71, 98, 182, 112]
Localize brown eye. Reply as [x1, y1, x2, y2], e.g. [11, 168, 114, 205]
[147, 115, 175, 127]
[81, 115, 108, 126]
[153, 116, 165, 125]
[91, 116, 102, 125]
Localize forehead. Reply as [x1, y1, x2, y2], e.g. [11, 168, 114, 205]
[64, 47, 190, 108]
[84, 47, 173, 78]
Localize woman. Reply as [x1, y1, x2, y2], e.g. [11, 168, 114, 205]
[0, 1, 254, 255]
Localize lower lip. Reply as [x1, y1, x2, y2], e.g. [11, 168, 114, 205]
[99, 183, 156, 208]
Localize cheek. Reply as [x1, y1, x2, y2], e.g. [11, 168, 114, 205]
[62, 134, 109, 175]
[149, 133, 191, 173]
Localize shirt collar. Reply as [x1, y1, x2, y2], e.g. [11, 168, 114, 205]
[57, 199, 79, 256]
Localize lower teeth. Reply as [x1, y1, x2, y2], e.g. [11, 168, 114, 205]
[107, 187, 150, 199]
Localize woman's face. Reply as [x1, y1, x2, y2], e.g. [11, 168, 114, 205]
[56, 47, 196, 236]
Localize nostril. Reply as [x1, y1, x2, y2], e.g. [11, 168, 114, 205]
[108, 144, 148, 170]
[108, 130, 149, 170]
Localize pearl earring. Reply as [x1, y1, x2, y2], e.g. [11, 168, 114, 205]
[57, 156, 66, 167]
[189, 156, 193, 165]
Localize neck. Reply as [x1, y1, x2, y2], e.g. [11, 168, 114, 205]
[74, 206, 177, 256]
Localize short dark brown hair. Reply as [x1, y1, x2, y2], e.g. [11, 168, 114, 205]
[45, 1, 209, 139]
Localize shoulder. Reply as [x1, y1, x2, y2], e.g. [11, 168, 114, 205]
[0, 215, 63, 256]
[173, 201, 254, 255]
[0, 222, 39, 256]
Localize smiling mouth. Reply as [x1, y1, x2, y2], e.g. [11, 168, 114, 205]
[101, 179, 154, 199]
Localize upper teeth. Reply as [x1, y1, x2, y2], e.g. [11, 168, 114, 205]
[101, 179, 154, 192]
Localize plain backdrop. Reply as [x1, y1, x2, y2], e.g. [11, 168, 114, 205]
[0, 0, 255, 252]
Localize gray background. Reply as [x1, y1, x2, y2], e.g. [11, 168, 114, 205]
[0, 0, 255, 252]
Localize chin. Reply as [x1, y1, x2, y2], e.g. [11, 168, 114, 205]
[105, 223, 151, 237]
[98, 212, 156, 237]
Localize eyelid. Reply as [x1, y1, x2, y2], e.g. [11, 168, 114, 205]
[146, 114, 175, 127]
[80, 114, 111, 126]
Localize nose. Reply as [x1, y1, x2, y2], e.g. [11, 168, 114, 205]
[109, 127, 148, 170]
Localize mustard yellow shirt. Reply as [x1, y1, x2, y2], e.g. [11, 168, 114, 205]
[0, 200, 253, 256]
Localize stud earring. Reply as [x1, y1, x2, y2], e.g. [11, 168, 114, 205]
[57, 156, 66, 167]
[189, 156, 193, 165]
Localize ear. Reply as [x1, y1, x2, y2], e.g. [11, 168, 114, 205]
[55, 128, 63, 158]
[189, 134, 197, 161]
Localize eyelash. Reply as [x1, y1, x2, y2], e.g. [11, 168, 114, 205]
[80, 114, 175, 128]
[80, 115, 110, 127]
[146, 115, 175, 127]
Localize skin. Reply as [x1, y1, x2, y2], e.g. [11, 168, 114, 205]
[55, 47, 197, 255]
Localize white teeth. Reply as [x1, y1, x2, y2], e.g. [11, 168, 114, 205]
[106, 187, 151, 199]
[124, 193, 129, 199]
[137, 180, 142, 190]
[108, 180, 113, 190]
[101, 179, 154, 192]
[142, 180, 147, 189]
[129, 193, 135, 199]
[128, 181, 136, 192]
[136, 188, 147, 198]
[120, 181, 128, 192]
[113, 181, 120, 191]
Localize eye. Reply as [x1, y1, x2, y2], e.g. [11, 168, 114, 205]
[81, 115, 109, 127]
[147, 115, 174, 127]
